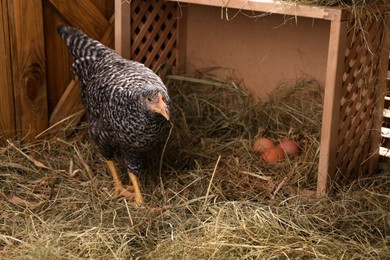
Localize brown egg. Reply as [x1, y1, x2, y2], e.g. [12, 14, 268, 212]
[260, 146, 285, 164]
[252, 138, 275, 153]
[278, 139, 300, 157]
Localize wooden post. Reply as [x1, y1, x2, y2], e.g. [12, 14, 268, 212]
[0, 0, 16, 142]
[176, 4, 187, 75]
[115, 0, 130, 59]
[7, 0, 48, 141]
[317, 15, 349, 197]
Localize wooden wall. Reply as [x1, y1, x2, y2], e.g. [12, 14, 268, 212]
[180, 4, 330, 99]
[0, 0, 15, 141]
[1, 0, 48, 142]
[43, 0, 114, 130]
[43, 0, 114, 113]
[0, 0, 114, 142]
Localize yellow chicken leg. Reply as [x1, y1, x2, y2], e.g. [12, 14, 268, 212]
[128, 172, 144, 204]
[106, 160, 134, 199]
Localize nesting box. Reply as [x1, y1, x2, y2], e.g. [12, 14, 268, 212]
[2, 0, 387, 197]
[115, 0, 390, 196]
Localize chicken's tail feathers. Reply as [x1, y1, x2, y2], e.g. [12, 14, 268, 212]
[57, 24, 113, 73]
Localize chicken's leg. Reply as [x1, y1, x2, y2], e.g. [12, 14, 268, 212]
[128, 172, 144, 204]
[106, 160, 134, 199]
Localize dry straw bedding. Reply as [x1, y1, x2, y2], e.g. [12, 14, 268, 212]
[1, 1, 390, 259]
[0, 72, 389, 259]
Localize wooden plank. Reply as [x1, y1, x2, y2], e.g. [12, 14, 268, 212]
[48, 79, 84, 131]
[115, 0, 130, 59]
[93, 0, 114, 20]
[43, 0, 72, 113]
[317, 14, 349, 197]
[48, 0, 109, 39]
[0, 0, 16, 141]
[7, 0, 48, 141]
[48, 0, 114, 130]
[43, 0, 114, 114]
[176, 3, 188, 74]
[168, 0, 344, 20]
[49, 16, 114, 128]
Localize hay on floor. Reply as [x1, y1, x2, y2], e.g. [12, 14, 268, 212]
[0, 74, 389, 259]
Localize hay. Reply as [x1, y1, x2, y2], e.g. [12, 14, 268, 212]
[278, 0, 390, 25]
[279, 0, 389, 7]
[163, 73, 324, 200]
[1, 74, 389, 259]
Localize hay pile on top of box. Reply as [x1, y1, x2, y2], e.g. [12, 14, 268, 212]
[280, 0, 389, 7]
[279, 0, 390, 26]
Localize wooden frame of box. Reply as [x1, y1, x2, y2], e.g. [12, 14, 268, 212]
[114, 0, 390, 197]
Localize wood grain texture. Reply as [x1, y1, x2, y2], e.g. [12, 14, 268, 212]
[317, 16, 349, 197]
[48, 79, 84, 129]
[176, 5, 187, 74]
[115, 0, 130, 59]
[48, 0, 109, 39]
[49, 16, 114, 128]
[0, 0, 16, 141]
[7, 0, 48, 141]
[43, 1, 72, 113]
[167, 0, 343, 20]
[93, 0, 114, 20]
[47, 0, 114, 130]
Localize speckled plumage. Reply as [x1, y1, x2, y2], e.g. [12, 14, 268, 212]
[57, 25, 171, 176]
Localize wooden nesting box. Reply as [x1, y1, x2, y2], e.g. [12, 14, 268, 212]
[0, 0, 388, 197]
[115, 0, 390, 197]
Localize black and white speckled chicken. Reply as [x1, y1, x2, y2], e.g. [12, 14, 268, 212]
[57, 24, 171, 204]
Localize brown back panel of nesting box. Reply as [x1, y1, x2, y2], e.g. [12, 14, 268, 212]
[336, 16, 387, 182]
[180, 4, 330, 99]
[129, 0, 179, 72]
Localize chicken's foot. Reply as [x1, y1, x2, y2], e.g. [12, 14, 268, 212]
[106, 160, 139, 201]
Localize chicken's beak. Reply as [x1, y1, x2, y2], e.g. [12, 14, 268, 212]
[151, 92, 170, 121]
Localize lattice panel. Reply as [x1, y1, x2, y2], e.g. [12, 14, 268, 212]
[130, 0, 178, 72]
[336, 17, 386, 183]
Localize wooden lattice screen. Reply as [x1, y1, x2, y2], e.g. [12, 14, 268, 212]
[335, 16, 387, 183]
[129, 0, 178, 72]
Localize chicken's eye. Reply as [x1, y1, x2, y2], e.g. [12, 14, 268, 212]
[146, 97, 153, 103]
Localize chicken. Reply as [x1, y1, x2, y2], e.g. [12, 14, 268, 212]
[57, 25, 171, 204]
